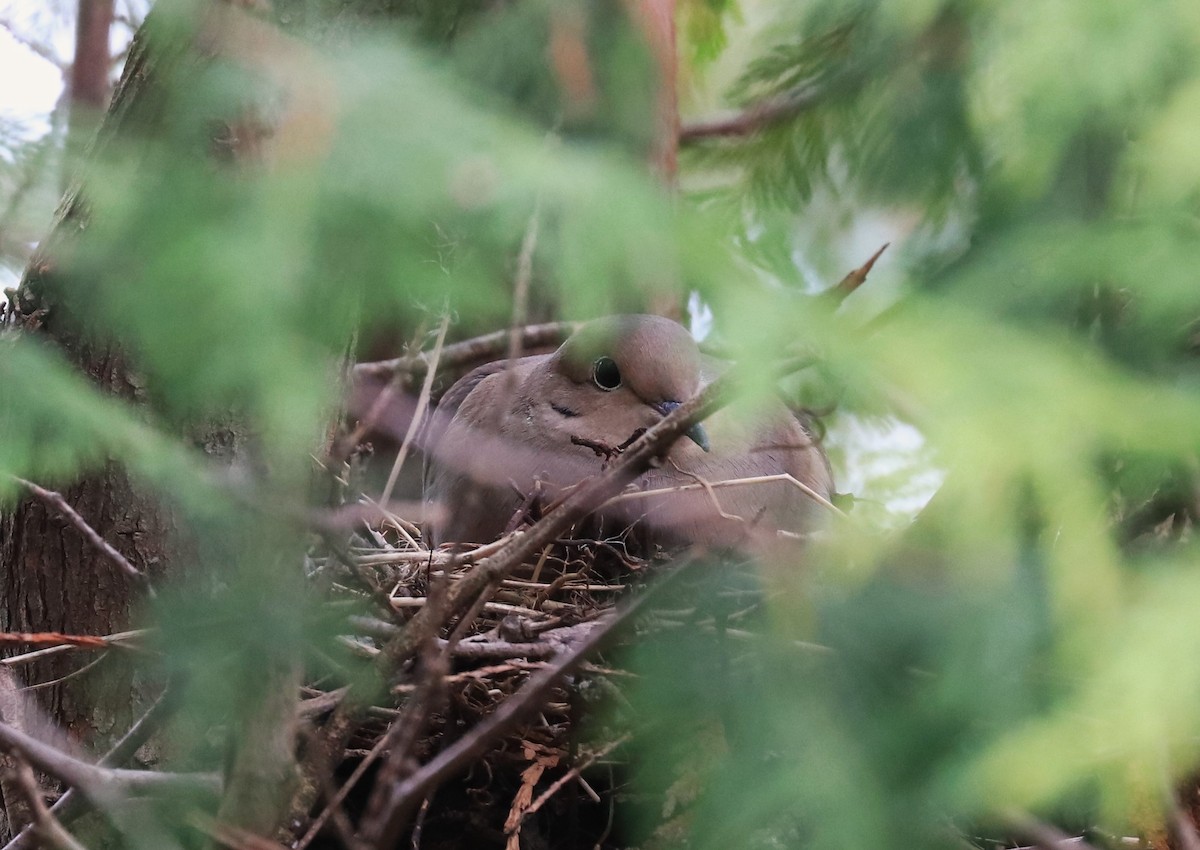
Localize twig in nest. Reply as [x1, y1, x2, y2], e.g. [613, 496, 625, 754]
[9, 476, 152, 595]
[504, 743, 561, 850]
[520, 734, 630, 823]
[357, 557, 695, 848]
[380, 313, 450, 507]
[603, 471, 846, 517]
[353, 321, 580, 383]
[503, 199, 541, 397]
[4, 756, 87, 850]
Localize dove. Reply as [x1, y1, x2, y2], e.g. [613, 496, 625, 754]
[422, 315, 833, 551]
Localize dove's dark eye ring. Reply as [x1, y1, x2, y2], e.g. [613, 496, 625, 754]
[592, 356, 622, 391]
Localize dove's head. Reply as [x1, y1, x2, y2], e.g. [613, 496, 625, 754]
[537, 315, 710, 454]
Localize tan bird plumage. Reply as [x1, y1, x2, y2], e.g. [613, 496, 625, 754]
[423, 315, 833, 550]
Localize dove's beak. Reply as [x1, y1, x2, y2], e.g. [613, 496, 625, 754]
[653, 401, 711, 452]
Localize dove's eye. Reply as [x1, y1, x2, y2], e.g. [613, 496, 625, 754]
[592, 357, 622, 391]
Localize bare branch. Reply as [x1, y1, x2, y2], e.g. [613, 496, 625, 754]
[0, 719, 219, 804]
[3, 686, 180, 850]
[10, 477, 152, 594]
[352, 322, 580, 384]
[380, 313, 450, 506]
[821, 243, 888, 305]
[4, 757, 88, 850]
[680, 83, 824, 143]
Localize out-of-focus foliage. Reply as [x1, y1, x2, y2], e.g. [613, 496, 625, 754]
[0, 0, 1198, 846]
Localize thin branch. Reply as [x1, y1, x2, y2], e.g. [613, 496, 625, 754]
[820, 242, 888, 305]
[0, 629, 147, 669]
[506, 202, 541, 367]
[352, 322, 580, 383]
[4, 757, 88, 850]
[0, 719, 218, 805]
[3, 686, 181, 850]
[602, 470, 845, 517]
[356, 576, 455, 847]
[380, 314, 450, 507]
[520, 734, 630, 822]
[10, 477, 153, 594]
[0, 633, 109, 650]
[679, 82, 824, 143]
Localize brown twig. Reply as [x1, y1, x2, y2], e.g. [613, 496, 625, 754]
[0, 633, 110, 650]
[504, 744, 560, 850]
[357, 575, 454, 847]
[520, 734, 630, 823]
[3, 685, 180, 850]
[380, 313, 450, 506]
[506, 202, 541, 368]
[4, 757, 87, 850]
[821, 243, 888, 305]
[10, 477, 152, 594]
[0, 629, 148, 669]
[679, 83, 824, 143]
[0, 718, 219, 803]
[352, 322, 580, 383]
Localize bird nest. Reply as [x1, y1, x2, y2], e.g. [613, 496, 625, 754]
[304, 506, 704, 850]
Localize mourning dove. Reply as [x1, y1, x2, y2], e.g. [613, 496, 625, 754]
[423, 315, 833, 550]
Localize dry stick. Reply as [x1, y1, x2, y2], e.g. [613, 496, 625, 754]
[519, 734, 631, 823]
[0, 719, 219, 803]
[358, 567, 502, 847]
[679, 82, 825, 143]
[380, 313, 450, 507]
[821, 242, 888, 305]
[602, 471, 845, 517]
[507, 202, 541, 368]
[4, 757, 88, 850]
[352, 321, 579, 383]
[0, 629, 148, 668]
[356, 576, 453, 847]
[10, 476, 152, 595]
[362, 569, 668, 849]
[3, 685, 181, 850]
